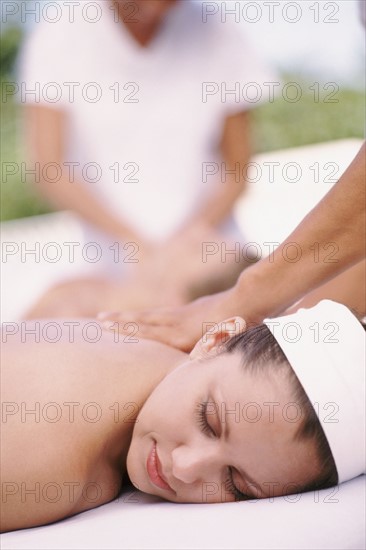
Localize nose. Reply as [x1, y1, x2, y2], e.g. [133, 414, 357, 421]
[171, 443, 218, 485]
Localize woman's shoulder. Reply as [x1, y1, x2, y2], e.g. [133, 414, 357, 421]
[2, 317, 186, 407]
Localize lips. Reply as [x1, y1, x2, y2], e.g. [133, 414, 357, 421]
[147, 441, 173, 492]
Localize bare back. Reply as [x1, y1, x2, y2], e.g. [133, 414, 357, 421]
[0, 319, 185, 532]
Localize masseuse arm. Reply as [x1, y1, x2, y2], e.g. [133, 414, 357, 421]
[99, 142, 366, 351]
[23, 104, 147, 246]
[188, 109, 252, 229]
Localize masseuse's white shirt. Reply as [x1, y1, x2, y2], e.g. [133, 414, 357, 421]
[18, 0, 276, 245]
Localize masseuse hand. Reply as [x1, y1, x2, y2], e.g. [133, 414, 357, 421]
[152, 222, 218, 292]
[135, 221, 232, 304]
[98, 288, 248, 352]
[119, 224, 223, 311]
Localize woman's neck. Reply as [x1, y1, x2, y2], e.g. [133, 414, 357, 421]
[122, 20, 161, 48]
[112, 1, 167, 48]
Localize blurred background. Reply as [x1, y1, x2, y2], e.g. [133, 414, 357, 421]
[1, 0, 365, 222]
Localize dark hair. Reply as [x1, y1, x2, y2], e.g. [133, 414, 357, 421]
[225, 324, 339, 495]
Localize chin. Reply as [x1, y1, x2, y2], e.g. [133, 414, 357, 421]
[125, 445, 140, 489]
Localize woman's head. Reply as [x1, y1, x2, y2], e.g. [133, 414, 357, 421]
[128, 301, 365, 502]
[126, 314, 338, 503]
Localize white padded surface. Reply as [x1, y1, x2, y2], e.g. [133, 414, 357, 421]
[1, 476, 365, 550]
[234, 138, 363, 244]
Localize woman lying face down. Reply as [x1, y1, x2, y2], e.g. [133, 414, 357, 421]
[1, 301, 364, 532]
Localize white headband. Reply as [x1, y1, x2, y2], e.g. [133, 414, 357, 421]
[264, 300, 365, 484]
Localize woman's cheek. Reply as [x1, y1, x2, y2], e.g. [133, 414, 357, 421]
[140, 365, 201, 438]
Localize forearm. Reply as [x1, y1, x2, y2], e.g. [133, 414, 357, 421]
[189, 173, 247, 229]
[231, 142, 366, 322]
[183, 110, 252, 230]
[23, 104, 144, 245]
[35, 175, 141, 244]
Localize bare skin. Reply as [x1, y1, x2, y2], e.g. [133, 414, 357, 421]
[112, 0, 178, 48]
[1, 312, 323, 532]
[1, 323, 185, 532]
[285, 259, 366, 315]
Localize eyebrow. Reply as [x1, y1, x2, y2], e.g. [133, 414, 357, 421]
[213, 389, 264, 498]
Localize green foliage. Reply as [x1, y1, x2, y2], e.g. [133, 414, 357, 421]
[1, 26, 23, 80]
[0, 25, 48, 220]
[1, 96, 52, 221]
[253, 84, 365, 153]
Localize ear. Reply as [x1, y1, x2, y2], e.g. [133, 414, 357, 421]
[190, 317, 246, 360]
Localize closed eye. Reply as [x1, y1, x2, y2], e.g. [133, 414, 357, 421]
[195, 401, 216, 437]
[225, 467, 251, 501]
[195, 401, 251, 501]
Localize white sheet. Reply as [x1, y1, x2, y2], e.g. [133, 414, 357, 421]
[1, 477, 365, 550]
[234, 138, 363, 245]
